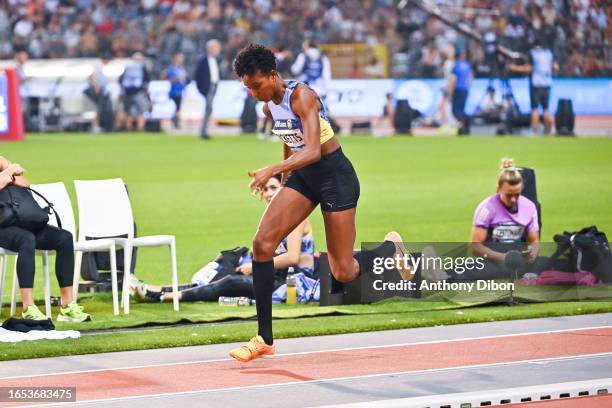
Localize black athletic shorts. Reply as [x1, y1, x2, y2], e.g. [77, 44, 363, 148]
[285, 147, 360, 212]
[530, 86, 550, 110]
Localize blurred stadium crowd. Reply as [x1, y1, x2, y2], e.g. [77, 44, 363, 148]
[1, 0, 610, 79]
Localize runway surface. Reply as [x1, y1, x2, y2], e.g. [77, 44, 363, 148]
[0, 313, 610, 407]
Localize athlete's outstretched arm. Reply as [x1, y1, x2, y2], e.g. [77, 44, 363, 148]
[249, 86, 322, 191]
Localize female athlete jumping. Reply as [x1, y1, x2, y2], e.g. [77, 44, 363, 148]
[229, 44, 407, 362]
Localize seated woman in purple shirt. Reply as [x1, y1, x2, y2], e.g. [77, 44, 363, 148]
[448, 158, 541, 281]
[471, 158, 540, 263]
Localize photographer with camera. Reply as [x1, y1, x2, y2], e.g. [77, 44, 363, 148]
[509, 35, 559, 134]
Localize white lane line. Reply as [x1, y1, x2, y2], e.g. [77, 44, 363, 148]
[316, 378, 612, 408]
[17, 353, 612, 408]
[1, 324, 610, 380]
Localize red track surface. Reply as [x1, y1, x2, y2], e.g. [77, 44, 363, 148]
[1, 327, 611, 406]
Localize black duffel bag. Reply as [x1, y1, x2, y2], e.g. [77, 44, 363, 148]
[0, 185, 61, 231]
[550, 226, 611, 282]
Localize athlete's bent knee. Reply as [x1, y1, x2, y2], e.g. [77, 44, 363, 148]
[330, 258, 358, 283]
[252, 232, 278, 260]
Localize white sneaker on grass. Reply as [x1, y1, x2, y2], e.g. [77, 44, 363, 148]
[128, 274, 148, 300]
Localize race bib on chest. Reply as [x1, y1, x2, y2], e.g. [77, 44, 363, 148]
[491, 223, 525, 243]
[273, 119, 304, 152]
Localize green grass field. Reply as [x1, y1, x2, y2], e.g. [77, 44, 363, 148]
[3, 301, 612, 361]
[1, 132, 611, 359]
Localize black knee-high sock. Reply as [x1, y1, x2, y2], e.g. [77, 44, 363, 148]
[353, 240, 396, 275]
[252, 260, 275, 345]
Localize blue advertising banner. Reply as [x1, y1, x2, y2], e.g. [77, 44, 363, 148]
[392, 78, 612, 117]
[79, 77, 612, 120]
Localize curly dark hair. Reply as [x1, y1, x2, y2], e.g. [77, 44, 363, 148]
[233, 44, 277, 77]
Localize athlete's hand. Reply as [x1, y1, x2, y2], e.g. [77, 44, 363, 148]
[7, 163, 25, 177]
[236, 263, 253, 275]
[248, 166, 275, 193]
[0, 156, 11, 171]
[0, 171, 13, 186]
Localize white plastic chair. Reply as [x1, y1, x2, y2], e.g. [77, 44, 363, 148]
[73, 178, 179, 314]
[0, 247, 17, 317]
[9, 182, 120, 316]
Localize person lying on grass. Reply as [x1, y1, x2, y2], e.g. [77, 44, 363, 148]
[129, 174, 315, 303]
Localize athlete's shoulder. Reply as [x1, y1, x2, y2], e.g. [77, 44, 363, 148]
[289, 81, 318, 101]
[518, 195, 537, 211]
[287, 80, 301, 90]
[478, 193, 498, 207]
[474, 194, 498, 215]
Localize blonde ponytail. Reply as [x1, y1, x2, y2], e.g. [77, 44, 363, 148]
[498, 157, 522, 188]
